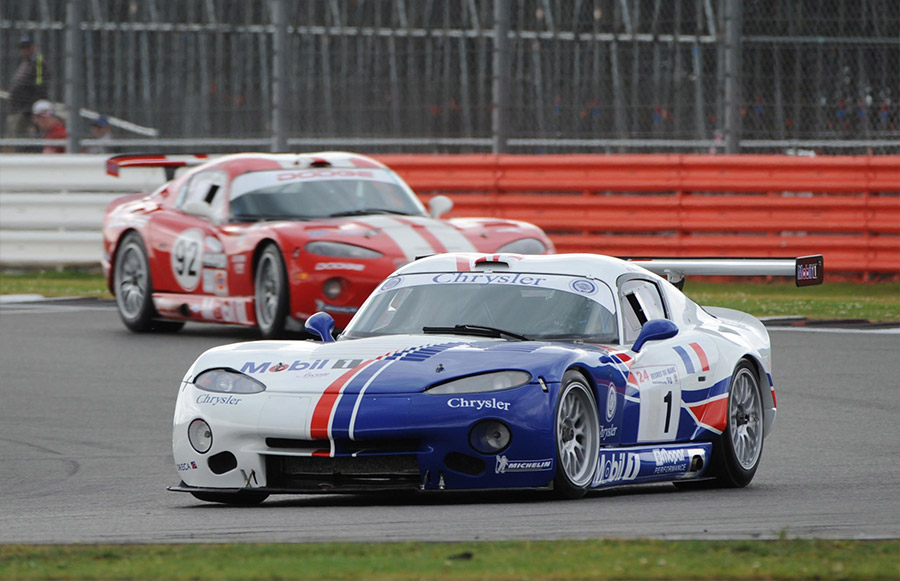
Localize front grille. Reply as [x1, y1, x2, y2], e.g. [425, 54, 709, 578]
[265, 437, 422, 454]
[266, 455, 421, 491]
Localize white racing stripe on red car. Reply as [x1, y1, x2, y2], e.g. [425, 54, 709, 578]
[355, 216, 477, 263]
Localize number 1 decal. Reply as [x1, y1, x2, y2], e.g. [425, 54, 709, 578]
[663, 390, 673, 433]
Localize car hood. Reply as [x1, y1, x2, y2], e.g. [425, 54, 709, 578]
[187, 334, 608, 395]
[268, 214, 546, 260]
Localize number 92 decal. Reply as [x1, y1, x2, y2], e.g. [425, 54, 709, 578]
[172, 229, 205, 291]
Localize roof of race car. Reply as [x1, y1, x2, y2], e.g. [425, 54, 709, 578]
[394, 252, 655, 283]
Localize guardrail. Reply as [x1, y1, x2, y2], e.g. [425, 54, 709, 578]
[1, 154, 898, 279]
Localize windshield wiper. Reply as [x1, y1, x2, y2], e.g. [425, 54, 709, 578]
[422, 324, 530, 341]
[328, 208, 414, 218]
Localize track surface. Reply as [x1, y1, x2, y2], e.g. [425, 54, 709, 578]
[1, 298, 898, 543]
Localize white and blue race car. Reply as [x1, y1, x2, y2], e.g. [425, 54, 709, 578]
[170, 252, 823, 504]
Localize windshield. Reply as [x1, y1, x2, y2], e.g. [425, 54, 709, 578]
[229, 168, 426, 220]
[343, 273, 618, 343]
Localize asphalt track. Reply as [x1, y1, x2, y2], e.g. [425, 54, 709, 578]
[1, 298, 898, 544]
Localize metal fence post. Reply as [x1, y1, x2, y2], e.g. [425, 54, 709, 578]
[271, 0, 288, 153]
[65, 0, 84, 153]
[492, 0, 510, 154]
[723, 0, 742, 153]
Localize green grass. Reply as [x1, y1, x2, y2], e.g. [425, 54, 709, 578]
[1, 270, 897, 322]
[0, 539, 897, 580]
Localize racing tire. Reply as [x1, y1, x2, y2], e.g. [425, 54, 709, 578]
[553, 370, 601, 499]
[190, 491, 269, 506]
[254, 243, 289, 339]
[113, 232, 159, 332]
[680, 361, 764, 490]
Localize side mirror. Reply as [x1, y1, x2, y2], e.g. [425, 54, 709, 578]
[428, 195, 453, 219]
[632, 319, 678, 353]
[305, 312, 336, 343]
[181, 200, 219, 225]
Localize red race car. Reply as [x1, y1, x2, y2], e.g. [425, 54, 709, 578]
[102, 152, 554, 337]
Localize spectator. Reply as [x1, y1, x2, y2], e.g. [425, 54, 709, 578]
[85, 115, 114, 153]
[31, 99, 66, 153]
[5, 34, 51, 151]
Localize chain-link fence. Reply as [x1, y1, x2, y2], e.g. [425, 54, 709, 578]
[1, 0, 897, 153]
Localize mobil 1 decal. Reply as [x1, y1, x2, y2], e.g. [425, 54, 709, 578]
[172, 228, 204, 291]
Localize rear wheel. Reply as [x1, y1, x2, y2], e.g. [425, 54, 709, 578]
[682, 361, 764, 489]
[254, 243, 289, 339]
[553, 371, 601, 499]
[190, 491, 269, 506]
[113, 233, 157, 332]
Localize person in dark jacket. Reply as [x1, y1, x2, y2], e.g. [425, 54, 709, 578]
[5, 35, 51, 150]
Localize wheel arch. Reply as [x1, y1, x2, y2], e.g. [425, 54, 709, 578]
[737, 353, 776, 435]
[251, 238, 285, 276]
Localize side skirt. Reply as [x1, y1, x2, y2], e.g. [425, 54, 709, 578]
[592, 442, 712, 488]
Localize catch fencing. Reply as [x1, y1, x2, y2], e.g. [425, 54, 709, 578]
[1, 153, 897, 279]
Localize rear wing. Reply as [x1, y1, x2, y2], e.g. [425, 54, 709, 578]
[106, 154, 211, 180]
[624, 255, 824, 287]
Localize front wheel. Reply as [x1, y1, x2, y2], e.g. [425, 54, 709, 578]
[553, 370, 601, 499]
[254, 243, 289, 339]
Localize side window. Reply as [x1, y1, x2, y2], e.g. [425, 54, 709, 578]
[178, 171, 228, 217]
[619, 279, 668, 343]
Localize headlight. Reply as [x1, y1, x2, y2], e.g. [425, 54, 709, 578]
[305, 241, 383, 259]
[497, 238, 546, 254]
[427, 370, 531, 395]
[194, 368, 266, 394]
[188, 418, 213, 454]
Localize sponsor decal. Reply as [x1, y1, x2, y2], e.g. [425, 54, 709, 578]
[599, 424, 618, 440]
[176, 461, 199, 471]
[315, 262, 365, 271]
[432, 272, 546, 286]
[447, 397, 511, 411]
[652, 448, 689, 474]
[797, 263, 818, 281]
[196, 393, 242, 406]
[380, 277, 402, 291]
[202, 269, 228, 296]
[276, 169, 376, 181]
[171, 229, 205, 291]
[495, 455, 553, 474]
[200, 297, 248, 323]
[239, 359, 363, 374]
[202, 252, 228, 269]
[569, 279, 597, 295]
[593, 451, 641, 485]
[631, 365, 678, 385]
[605, 385, 617, 421]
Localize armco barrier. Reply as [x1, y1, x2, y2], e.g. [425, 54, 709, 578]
[380, 154, 900, 279]
[0, 154, 897, 279]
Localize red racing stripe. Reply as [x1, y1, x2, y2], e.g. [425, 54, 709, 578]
[456, 256, 470, 271]
[309, 361, 373, 439]
[689, 342, 710, 371]
[394, 217, 448, 253]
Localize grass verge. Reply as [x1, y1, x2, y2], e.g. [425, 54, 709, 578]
[3, 271, 897, 322]
[1, 539, 897, 580]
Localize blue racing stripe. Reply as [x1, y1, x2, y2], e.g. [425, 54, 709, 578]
[673, 345, 695, 374]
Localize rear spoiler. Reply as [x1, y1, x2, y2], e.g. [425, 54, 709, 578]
[623, 255, 824, 287]
[106, 154, 211, 180]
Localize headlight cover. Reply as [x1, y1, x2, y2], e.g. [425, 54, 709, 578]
[193, 368, 266, 394]
[497, 238, 546, 254]
[427, 370, 532, 395]
[305, 241, 383, 259]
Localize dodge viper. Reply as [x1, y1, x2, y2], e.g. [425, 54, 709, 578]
[169, 252, 822, 504]
[102, 152, 552, 337]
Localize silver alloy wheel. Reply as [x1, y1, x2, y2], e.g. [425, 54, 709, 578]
[555, 380, 600, 488]
[116, 241, 148, 319]
[729, 367, 763, 470]
[255, 251, 281, 329]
